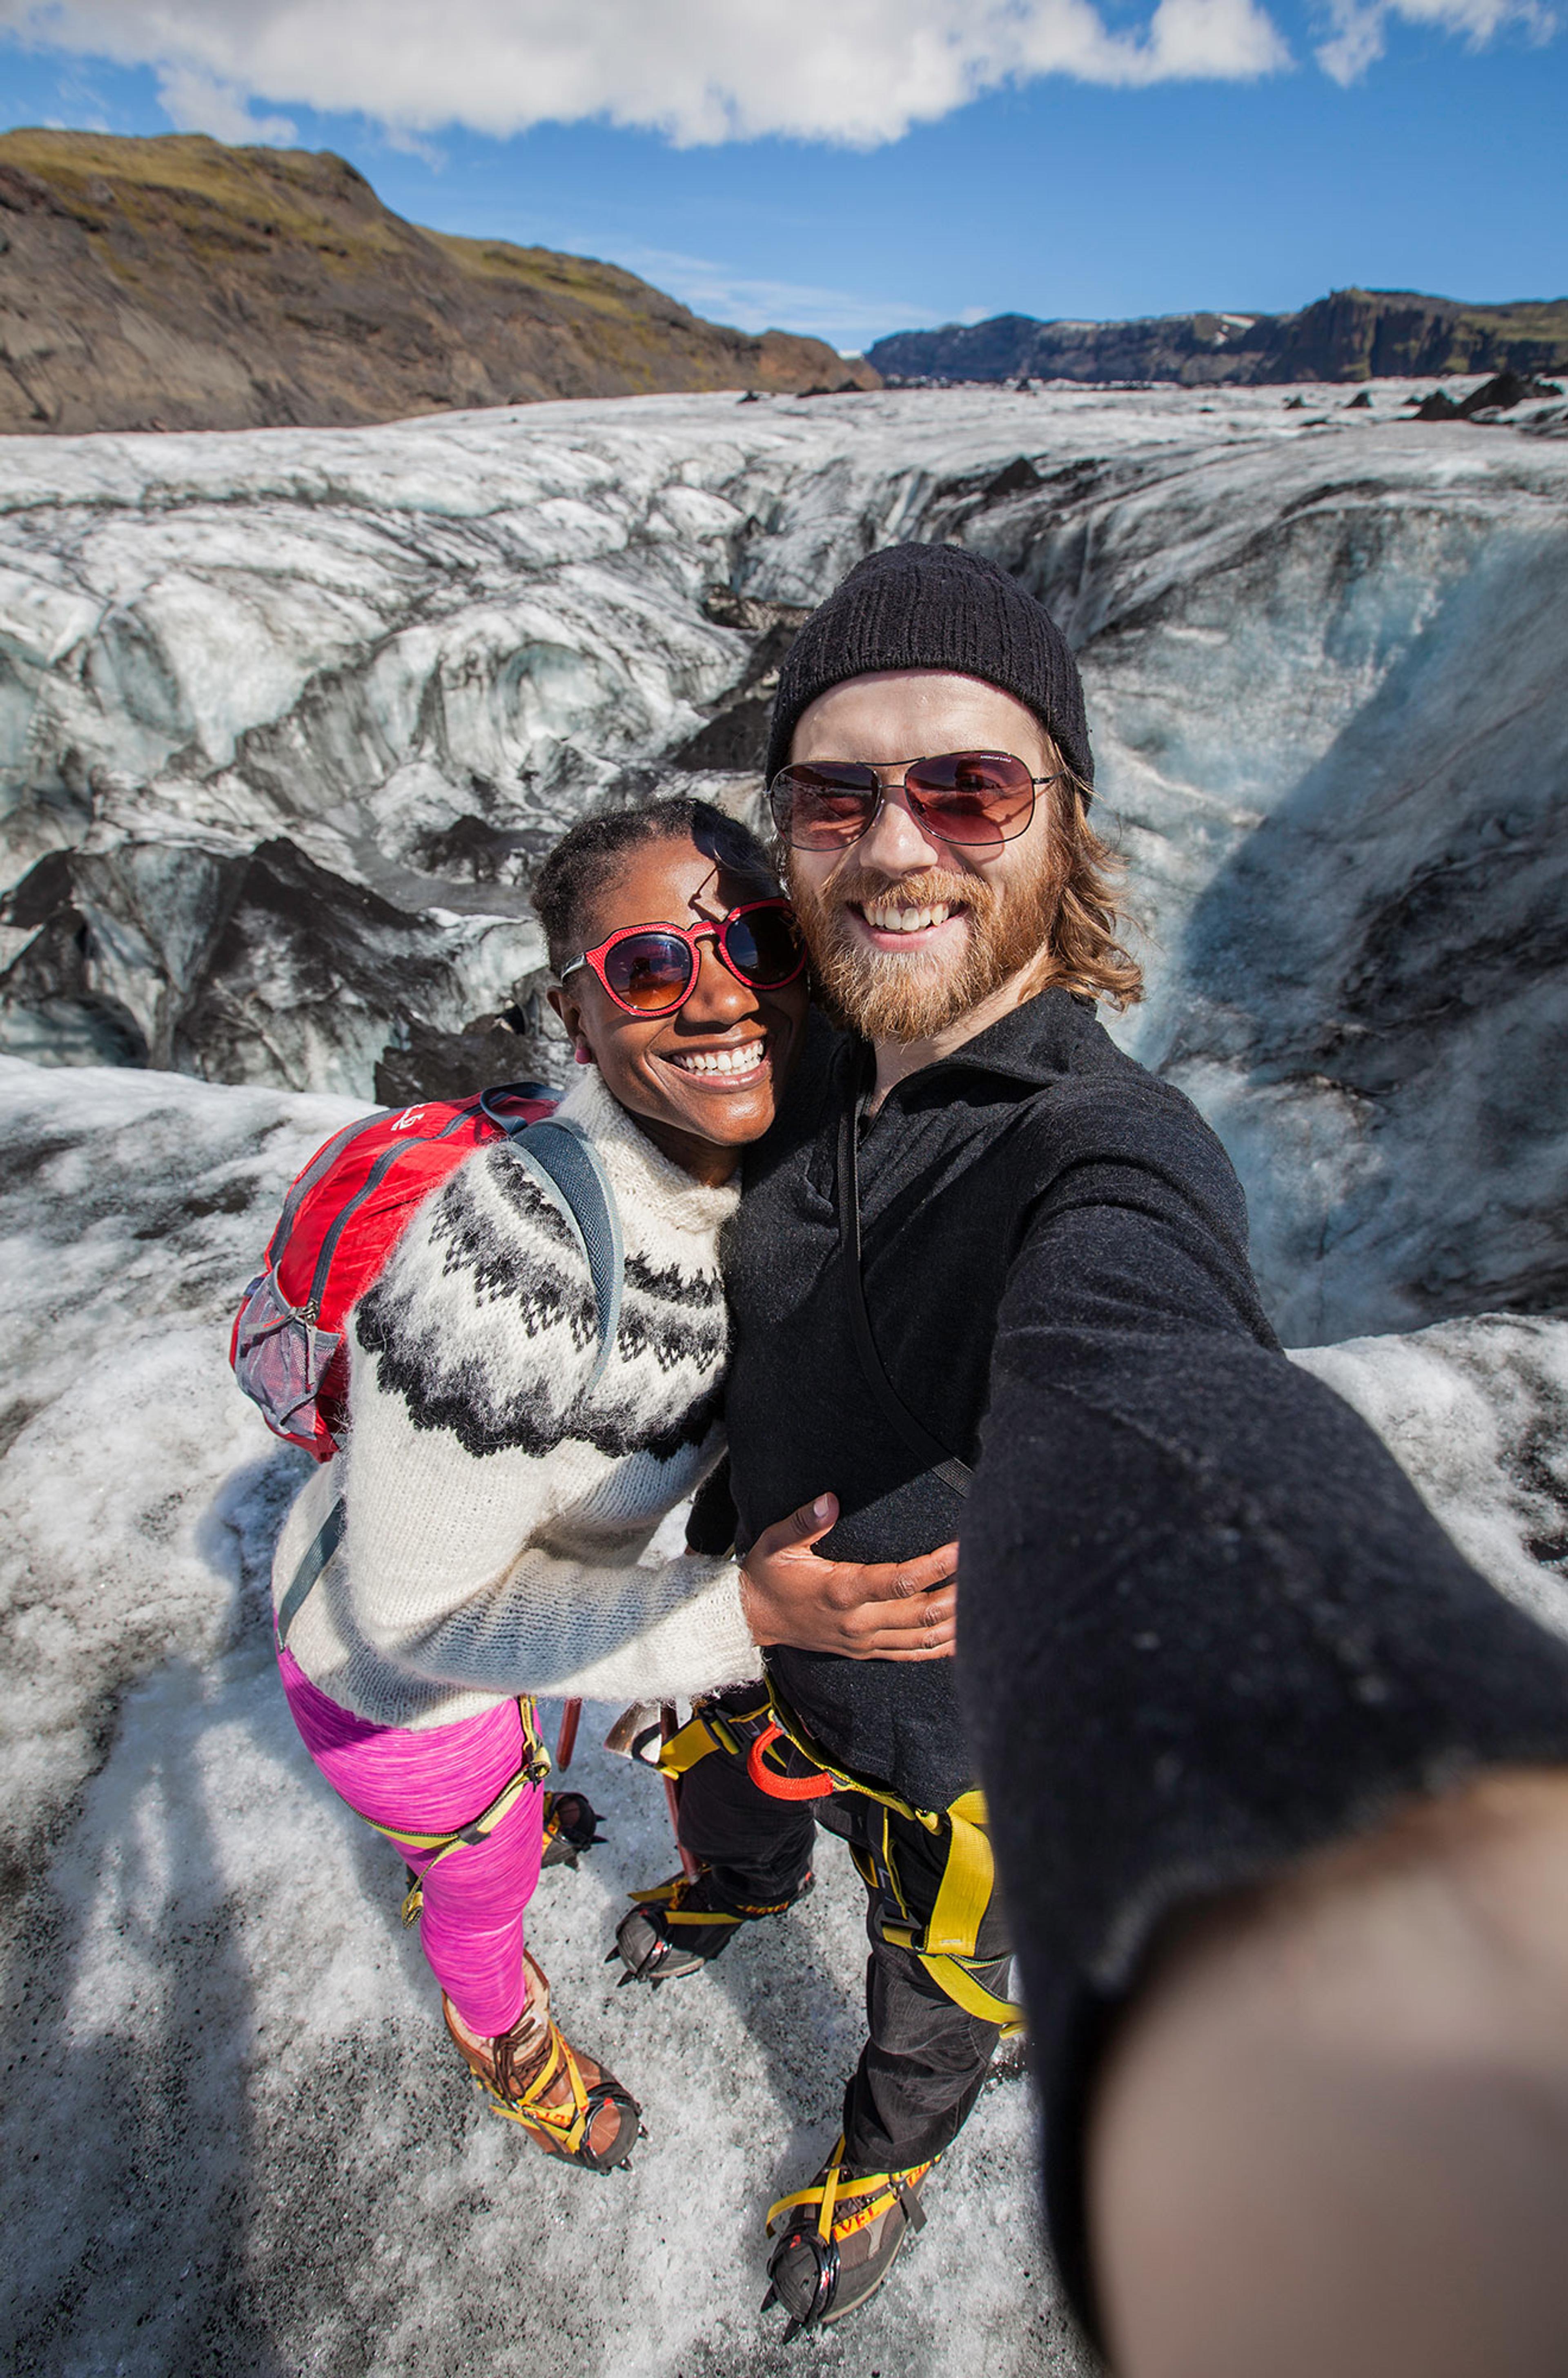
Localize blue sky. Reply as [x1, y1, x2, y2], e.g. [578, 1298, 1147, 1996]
[0, 2, 1562, 352]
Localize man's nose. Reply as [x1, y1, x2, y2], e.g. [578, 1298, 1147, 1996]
[682, 936, 754, 1026]
[853, 780, 948, 876]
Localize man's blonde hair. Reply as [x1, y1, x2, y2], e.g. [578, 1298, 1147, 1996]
[1037, 766, 1144, 1010]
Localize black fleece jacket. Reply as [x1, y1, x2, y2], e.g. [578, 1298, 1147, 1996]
[722, 987, 1281, 1807]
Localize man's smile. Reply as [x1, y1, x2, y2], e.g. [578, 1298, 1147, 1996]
[846, 892, 972, 952]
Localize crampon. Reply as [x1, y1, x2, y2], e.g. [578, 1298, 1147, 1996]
[762, 2135, 938, 2337]
[444, 1952, 641, 2172]
[611, 1863, 814, 1984]
[541, 1789, 605, 1869]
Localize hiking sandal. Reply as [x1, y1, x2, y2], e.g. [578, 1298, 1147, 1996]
[612, 1863, 814, 1984]
[762, 2135, 938, 2337]
[443, 1953, 642, 2172]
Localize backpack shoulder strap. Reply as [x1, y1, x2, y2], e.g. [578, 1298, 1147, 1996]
[836, 1084, 974, 1501]
[276, 1495, 346, 1649]
[277, 1106, 625, 1648]
[488, 1105, 625, 1393]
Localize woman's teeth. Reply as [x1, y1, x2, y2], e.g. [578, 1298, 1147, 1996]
[667, 1039, 766, 1076]
[862, 898, 955, 934]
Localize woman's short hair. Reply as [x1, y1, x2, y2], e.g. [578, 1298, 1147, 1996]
[532, 796, 776, 974]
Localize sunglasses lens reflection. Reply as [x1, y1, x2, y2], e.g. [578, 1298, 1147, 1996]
[724, 906, 804, 984]
[905, 750, 1036, 842]
[770, 764, 879, 850]
[604, 931, 694, 1010]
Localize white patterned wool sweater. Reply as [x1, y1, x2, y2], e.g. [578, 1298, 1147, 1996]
[271, 1066, 762, 1729]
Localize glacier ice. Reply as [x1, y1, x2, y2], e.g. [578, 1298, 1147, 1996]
[0, 1057, 1077, 2376]
[2, 380, 1563, 1339]
[0, 1056, 1563, 2373]
[1, 383, 1566, 2371]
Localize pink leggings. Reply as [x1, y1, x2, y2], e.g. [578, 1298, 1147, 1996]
[278, 1648, 544, 2037]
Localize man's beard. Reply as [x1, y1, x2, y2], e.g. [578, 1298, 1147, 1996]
[786, 852, 1062, 1044]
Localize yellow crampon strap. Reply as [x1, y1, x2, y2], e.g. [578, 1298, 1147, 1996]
[766, 2135, 938, 2245]
[628, 1870, 799, 1926]
[341, 1698, 550, 1928]
[628, 1872, 744, 1929]
[478, 2024, 593, 2157]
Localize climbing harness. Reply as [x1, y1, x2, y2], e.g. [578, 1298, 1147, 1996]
[654, 1685, 1020, 2035]
[341, 1697, 554, 1926]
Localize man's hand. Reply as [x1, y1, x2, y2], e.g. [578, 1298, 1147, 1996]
[739, 1491, 957, 1661]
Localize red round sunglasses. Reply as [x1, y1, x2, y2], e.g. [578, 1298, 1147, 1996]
[559, 897, 806, 1017]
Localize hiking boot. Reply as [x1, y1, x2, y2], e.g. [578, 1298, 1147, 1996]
[541, 1789, 605, 1869]
[612, 1863, 814, 1984]
[444, 1951, 641, 2172]
[762, 2136, 938, 2336]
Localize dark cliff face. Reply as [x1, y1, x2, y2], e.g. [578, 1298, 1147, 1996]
[0, 129, 880, 435]
[869, 288, 1568, 387]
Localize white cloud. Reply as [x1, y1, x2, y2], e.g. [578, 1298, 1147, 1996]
[155, 64, 297, 145]
[624, 246, 934, 345]
[0, 0, 1293, 149]
[1314, 0, 1555, 79]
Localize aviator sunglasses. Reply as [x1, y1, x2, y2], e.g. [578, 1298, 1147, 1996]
[560, 897, 806, 1018]
[769, 750, 1066, 851]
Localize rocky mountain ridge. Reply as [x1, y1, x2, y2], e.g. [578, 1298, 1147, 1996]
[868, 287, 1568, 388]
[0, 129, 878, 436]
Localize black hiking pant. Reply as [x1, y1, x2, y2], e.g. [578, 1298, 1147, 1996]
[675, 1699, 1012, 2173]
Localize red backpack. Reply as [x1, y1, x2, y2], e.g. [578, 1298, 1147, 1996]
[231, 1080, 570, 1461]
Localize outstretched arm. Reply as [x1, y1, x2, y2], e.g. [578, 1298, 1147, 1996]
[957, 1086, 1568, 2367]
[1089, 1763, 1568, 2378]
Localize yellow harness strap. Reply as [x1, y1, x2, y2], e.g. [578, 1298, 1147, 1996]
[764, 1689, 947, 1833]
[657, 1686, 1021, 2033]
[918, 1952, 1023, 2035]
[654, 1709, 738, 1778]
[924, 1802, 994, 1955]
[335, 1698, 550, 1926]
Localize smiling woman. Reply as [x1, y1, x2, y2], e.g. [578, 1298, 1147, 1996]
[262, 789, 958, 2192]
[542, 822, 809, 1184]
[535, 797, 809, 1185]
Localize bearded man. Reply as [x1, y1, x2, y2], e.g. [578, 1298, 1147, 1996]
[617, 544, 1568, 2368]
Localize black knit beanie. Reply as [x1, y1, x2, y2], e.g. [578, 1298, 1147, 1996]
[765, 542, 1093, 791]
